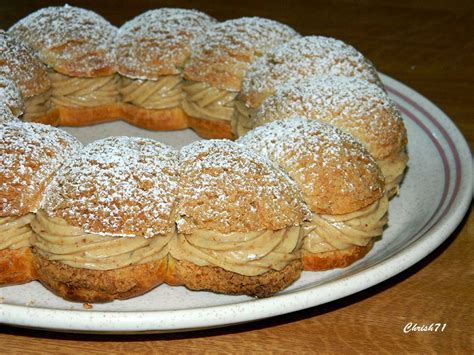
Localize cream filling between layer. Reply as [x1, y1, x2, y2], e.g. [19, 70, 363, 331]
[377, 150, 408, 196]
[30, 210, 173, 271]
[182, 81, 237, 121]
[0, 214, 34, 250]
[23, 90, 51, 120]
[303, 194, 388, 253]
[233, 100, 255, 137]
[120, 76, 184, 110]
[169, 226, 303, 277]
[48, 71, 120, 108]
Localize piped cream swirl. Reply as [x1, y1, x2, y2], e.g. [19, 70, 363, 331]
[48, 71, 120, 107]
[378, 150, 408, 197]
[0, 214, 34, 250]
[169, 226, 303, 276]
[30, 210, 173, 271]
[233, 100, 255, 137]
[303, 194, 388, 253]
[182, 81, 237, 121]
[23, 90, 51, 120]
[119, 75, 184, 109]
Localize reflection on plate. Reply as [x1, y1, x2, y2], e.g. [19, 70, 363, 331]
[0, 74, 471, 333]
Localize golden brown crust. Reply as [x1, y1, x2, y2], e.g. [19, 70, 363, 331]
[42, 137, 179, 237]
[0, 247, 36, 285]
[177, 140, 310, 234]
[252, 77, 407, 161]
[0, 30, 51, 98]
[33, 251, 167, 302]
[237, 118, 385, 215]
[122, 104, 189, 131]
[187, 115, 235, 139]
[302, 241, 374, 271]
[49, 105, 123, 126]
[0, 121, 82, 217]
[116, 9, 217, 79]
[9, 5, 117, 77]
[166, 257, 302, 298]
[29, 105, 192, 132]
[183, 17, 299, 92]
[240, 35, 383, 109]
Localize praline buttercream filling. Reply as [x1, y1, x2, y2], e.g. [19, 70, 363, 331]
[23, 90, 51, 120]
[233, 100, 255, 136]
[182, 81, 237, 121]
[120, 75, 184, 109]
[30, 210, 172, 271]
[303, 194, 388, 253]
[0, 214, 34, 250]
[169, 225, 303, 276]
[377, 150, 408, 196]
[48, 71, 120, 107]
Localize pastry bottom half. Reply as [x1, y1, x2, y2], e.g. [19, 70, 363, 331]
[166, 257, 302, 298]
[33, 251, 168, 303]
[0, 247, 36, 285]
[26, 104, 235, 139]
[302, 240, 374, 271]
[186, 115, 235, 140]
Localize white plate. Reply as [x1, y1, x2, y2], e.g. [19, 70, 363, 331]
[0, 74, 472, 333]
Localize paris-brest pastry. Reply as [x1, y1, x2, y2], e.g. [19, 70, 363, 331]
[116, 8, 217, 131]
[238, 118, 388, 270]
[0, 30, 51, 120]
[0, 120, 81, 285]
[166, 140, 310, 297]
[8, 5, 121, 126]
[182, 17, 299, 139]
[0, 6, 409, 302]
[31, 137, 179, 302]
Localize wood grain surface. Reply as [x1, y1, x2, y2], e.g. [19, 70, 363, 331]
[1, 0, 473, 353]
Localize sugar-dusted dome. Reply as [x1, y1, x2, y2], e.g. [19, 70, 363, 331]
[184, 17, 299, 91]
[238, 117, 385, 214]
[177, 139, 310, 234]
[41, 136, 179, 237]
[9, 5, 117, 77]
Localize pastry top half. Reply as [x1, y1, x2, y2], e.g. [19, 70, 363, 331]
[240, 35, 382, 108]
[8, 5, 118, 77]
[41, 136, 179, 237]
[254, 76, 407, 161]
[237, 117, 385, 215]
[0, 77, 24, 117]
[177, 139, 310, 234]
[0, 30, 51, 98]
[117, 8, 217, 80]
[183, 17, 299, 92]
[0, 121, 82, 217]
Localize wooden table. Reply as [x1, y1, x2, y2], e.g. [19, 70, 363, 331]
[1, 0, 472, 352]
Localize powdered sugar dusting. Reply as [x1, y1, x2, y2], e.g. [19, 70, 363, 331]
[0, 77, 24, 116]
[255, 76, 406, 159]
[184, 17, 299, 91]
[241, 36, 382, 106]
[177, 139, 310, 234]
[9, 5, 117, 77]
[0, 121, 82, 216]
[42, 136, 179, 237]
[117, 8, 217, 79]
[237, 118, 384, 214]
[0, 30, 51, 97]
[0, 104, 18, 123]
